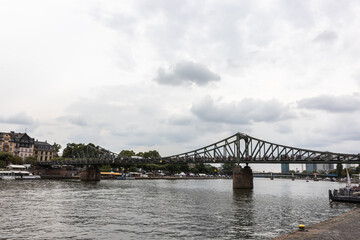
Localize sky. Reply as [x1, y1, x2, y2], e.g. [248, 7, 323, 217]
[1, 0, 360, 172]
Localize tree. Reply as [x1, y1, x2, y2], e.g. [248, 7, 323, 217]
[165, 163, 180, 174]
[221, 162, 236, 175]
[179, 163, 190, 173]
[62, 143, 87, 158]
[143, 150, 161, 159]
[0, 152, 23, 166]
[54, 143, 62, 157]
[129, 166, 138, 172]
[24, 156, 37, 165]
[100, 165, 112, 172]
[119, 150, 136, 158]
[336, 163, 343, 178]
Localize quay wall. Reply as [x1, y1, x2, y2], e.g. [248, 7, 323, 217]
[273, 208, 360, 240]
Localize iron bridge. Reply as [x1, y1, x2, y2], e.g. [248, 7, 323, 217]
[37, 132, 360, 166]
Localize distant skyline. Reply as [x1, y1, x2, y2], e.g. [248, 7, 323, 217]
[1, 0, 360, 172]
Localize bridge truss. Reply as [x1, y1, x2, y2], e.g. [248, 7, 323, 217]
[38, 132, 360, 166]
[165, 133, 360, 164]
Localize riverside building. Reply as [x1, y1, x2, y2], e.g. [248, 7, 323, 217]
[34, 140, 57, 162]
[1, 131, 56, 162]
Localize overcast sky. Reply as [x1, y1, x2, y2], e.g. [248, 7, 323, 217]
[1, 0, 360, 171]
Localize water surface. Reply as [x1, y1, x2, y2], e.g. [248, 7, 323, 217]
[0, 178, 356, 239]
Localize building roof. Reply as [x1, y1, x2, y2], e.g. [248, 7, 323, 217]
[35, 140, 52, 146]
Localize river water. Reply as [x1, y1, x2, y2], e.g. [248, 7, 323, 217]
[0, 178, 357, 239]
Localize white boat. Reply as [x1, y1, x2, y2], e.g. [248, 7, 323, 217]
[0, 171, 16, 180]
[0, 171, 17, 180]
[0, 170, 41, 180]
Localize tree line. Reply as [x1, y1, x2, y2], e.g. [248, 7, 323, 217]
[0, 152, 37, 168]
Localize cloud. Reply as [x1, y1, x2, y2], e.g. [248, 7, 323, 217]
[297, 94, 360, 112]
[191, 96, 294, 124]
[58, 115, 88, 127]
[0, 112, 35, 125]
[154, 61, 221, 86]
[313, 30, 338, 43]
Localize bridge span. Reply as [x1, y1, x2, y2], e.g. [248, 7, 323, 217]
[37, 133, 360, 187]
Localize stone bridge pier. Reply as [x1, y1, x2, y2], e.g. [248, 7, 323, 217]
[80, 165, 101, 181]
[233, 164, 253, 189]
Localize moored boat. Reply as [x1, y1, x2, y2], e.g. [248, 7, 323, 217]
[329, 188, 360, 203]
[329, 169, 360, 203]
[0, 170, 41, 180]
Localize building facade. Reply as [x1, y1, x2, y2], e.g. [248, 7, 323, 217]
[316, 163, 334, 173]
[0, 131, 35, 159]
[281, 163, 290, 173]
[34, 140, 57, 162]
[11, 132, 35, 159]
[0, 132, 16, 154]
[0, 131, 34, 159]
[306, 163, 317, 173]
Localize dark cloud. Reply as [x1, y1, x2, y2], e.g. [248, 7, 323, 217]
[313, 30, 338, 43]
[154, 61, 221, 86]
[191, 96, 294, 124]
[0, 112, 34, 125]
[297, 94, 360, 112]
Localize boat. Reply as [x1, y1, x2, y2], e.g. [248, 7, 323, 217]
[116, 173, 136, 180]
[0, 170, 41, 180]
[0, 171, 16, 180]
[329, 169, 360, 203]
[18, 173, 41, 180]
[0, 165, 41, 180]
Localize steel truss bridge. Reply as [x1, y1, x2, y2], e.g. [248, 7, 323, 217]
[38, 132, 360, 167]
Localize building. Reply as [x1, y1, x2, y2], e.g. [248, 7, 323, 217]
[34, 140, 57, 162]
[316, 164, 334, 173]
[1, 131, 57, 162]
[10, 132, 35, 159]
[0, 132, 16, 154]
[281, 163, 290, 173]
[0, 131, 34, 159]
[306, 163, 317, 173]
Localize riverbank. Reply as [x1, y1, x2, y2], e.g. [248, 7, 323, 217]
[273, 208, 360, 240]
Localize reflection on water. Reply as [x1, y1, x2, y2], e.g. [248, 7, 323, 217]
[232, 189, 254, 239]
[0, 179, 356, 239]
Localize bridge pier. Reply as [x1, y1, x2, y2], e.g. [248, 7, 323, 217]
[233, 164, 253, 189]
[80, 165, 101, 181]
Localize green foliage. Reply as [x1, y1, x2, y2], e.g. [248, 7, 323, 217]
[165, 163, 180, 174]
[0, 152, 23, 165]
[143, 150, 161, 159]
[342, 167, 353, 177]
[100, 165, 112, 172]
[62, 143, 102, 158]
[355, 165, 360, 174]
[119, 150, 136, 158]
[62, 143, 87, 158]
[0, 152, 14, 163]
[120, 149, 161, 159]
[221, 162, 236, 175]
[178, 163, 190, 173]
[0, 160, 6, 168]
[129, 166, 138, 172]
[336, 163, 343, 178]
[24, 156, 37, 165]
[54, 143, 62, 156]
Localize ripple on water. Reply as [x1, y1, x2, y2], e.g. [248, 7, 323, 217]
[0, 178, 356, 239]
